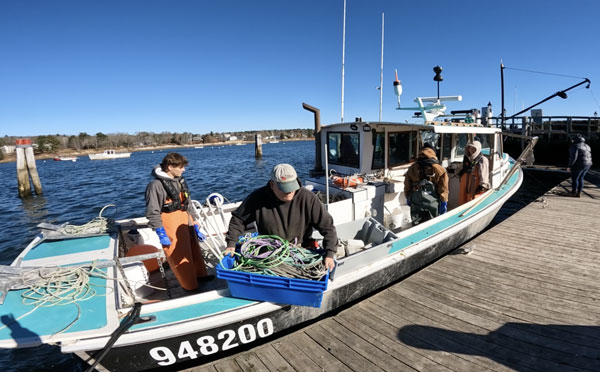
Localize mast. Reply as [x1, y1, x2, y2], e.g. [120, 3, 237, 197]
[379, 12, 384, 122]
[501, 59, 505, 129]
[340, 0, 346, 122]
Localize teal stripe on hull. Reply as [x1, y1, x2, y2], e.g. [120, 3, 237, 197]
[130, 297, 256, 331]
[23, 235, 111, 261]
[0, 270, 109, 341]
[389, 166, 519, 254]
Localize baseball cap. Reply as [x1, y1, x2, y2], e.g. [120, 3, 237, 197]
[271, 164, 300, 193]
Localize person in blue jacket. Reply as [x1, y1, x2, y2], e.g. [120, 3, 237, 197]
[567, 134, 593, 197]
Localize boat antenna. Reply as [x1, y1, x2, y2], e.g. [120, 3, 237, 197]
[433, 65, 443, 102]
[378, 12, 384, 122]
[501, 59, 505, 128]
[340, 0, 347, 122]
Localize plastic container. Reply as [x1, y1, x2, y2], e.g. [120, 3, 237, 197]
[216, 255, 329, 308]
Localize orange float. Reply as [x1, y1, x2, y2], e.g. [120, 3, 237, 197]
[126, 244, 162, 273]
[332, 175, 364, 188]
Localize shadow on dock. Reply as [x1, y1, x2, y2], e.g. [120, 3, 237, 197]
[398, 323, 600, 372]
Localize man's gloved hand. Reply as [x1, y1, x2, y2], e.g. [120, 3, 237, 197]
[193, 224, 206, 241]
[406, 198, 411, 207]
[439, 201, 448, 215]
[155, 227, 171, 246]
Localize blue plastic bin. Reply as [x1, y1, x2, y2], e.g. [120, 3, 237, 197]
[216, 255, 329, 308]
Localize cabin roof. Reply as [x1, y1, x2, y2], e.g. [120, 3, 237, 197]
[323, 121, 500, 134]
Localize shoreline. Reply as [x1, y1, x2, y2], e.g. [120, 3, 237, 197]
[0, 138, 313, 164]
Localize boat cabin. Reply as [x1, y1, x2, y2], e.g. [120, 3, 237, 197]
[306, 119, 509, 229]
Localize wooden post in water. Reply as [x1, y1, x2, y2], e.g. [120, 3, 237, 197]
[255, 134, 263, 159]
[16, 138, 42, 198]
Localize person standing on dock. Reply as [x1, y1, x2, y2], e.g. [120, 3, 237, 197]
[404, 144, 449, 225]
[224, 163, 338, 272]
[145, 152, 212, 291]
[457, 141, 490, 204]
[567, 134, 593, 197]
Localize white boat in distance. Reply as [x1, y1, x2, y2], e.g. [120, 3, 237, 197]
[88, 149, 131, 160]
[53, 156, 77, 162]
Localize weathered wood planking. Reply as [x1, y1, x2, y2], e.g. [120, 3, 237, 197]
[184, 172, 600, 372]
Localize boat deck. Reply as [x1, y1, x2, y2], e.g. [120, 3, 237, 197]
[185, 169, 600, 372]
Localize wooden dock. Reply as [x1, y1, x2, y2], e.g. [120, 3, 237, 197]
[185, 170, 600, 372]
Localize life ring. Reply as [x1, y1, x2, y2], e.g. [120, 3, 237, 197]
[331, 175, 364, 189]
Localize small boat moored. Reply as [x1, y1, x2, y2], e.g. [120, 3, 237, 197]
[88, 149, 131, 160]
[53, 156, 78, 162]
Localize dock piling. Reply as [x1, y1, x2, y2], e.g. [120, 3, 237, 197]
[16, 139, 42, 198]
[255, 134, 263, 159]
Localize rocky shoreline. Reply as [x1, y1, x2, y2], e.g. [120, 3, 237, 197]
[0, 138, 312, 164]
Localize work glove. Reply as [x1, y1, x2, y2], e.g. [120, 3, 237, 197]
[155, 227, 171, 246]
[193, 224, 206, 241]
[439, 201, 448, 215]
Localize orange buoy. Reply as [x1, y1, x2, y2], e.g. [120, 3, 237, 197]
[332, 175, 364, 188]
[126, 244, 162, 272]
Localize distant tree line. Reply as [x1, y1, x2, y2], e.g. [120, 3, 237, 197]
[1, 129, 314, 154]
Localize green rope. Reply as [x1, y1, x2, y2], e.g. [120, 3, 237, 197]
[231, 235, 327, 280]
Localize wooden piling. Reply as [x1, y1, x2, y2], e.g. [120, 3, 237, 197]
[255, 134, 263, 159]
[16, 138, 42, 198]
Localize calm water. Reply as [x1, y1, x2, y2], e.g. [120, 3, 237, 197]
[0, 140, 315, 371]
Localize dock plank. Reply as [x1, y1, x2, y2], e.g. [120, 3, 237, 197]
[182, 171, 600, 372]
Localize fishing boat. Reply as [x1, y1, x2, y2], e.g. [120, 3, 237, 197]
[88, 150, 131, 160]
[0, 78, 535, 371]
[53, 156, 78, 162]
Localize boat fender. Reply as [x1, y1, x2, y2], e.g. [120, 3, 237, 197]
[331, 175, 364, 189]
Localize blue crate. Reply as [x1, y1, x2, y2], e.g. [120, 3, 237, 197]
[216, 255, 329, 308]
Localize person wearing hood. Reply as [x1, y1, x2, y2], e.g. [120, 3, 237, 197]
[145, 152, 211, 291]
[567, 134, 593, 197]
[457, 141, 490, 204]
[404, 145, 449, 225]
[225, 164, 337, 272]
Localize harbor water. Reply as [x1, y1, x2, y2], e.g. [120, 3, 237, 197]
[0, 140, 314, 371]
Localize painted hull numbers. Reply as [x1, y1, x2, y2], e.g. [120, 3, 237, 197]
[149, 318, 274, 366]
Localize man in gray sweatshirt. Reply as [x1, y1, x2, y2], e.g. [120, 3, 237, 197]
[225, 164, 337, 271]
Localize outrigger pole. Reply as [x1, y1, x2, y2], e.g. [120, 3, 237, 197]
[506, 78, 591, 119]
[340, 0, 346, 122]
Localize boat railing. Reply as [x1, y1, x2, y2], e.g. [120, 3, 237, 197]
[485, 115, 599, 143]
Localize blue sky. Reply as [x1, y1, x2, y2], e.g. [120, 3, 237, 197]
[1, 0, 599, 136]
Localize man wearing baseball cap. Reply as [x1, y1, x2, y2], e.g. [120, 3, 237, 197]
[225, 163, 337, 271]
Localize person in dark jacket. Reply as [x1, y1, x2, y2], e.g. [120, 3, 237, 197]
[404, 146, 449, 225]
[145, 152, 211, 290]
[225, 164, 337, 271]
[567, 134, 593, 197]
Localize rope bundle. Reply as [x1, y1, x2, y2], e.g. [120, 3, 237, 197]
[230, 235, 327, 280]
[60, 204, 116, 236]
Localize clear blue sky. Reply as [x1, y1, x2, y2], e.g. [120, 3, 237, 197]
[1, 0, 599, 137]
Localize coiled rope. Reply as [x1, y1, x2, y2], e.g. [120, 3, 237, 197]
[61, 204, 117, 236]
[0, 260, 163, 337]
[230, 235, 327, 280]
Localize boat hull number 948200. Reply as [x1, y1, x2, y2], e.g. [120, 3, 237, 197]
[148, 318, 274, 366]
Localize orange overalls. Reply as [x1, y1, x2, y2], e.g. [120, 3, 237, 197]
[458, 164, 485, 205]
[161, 194, 207, 290]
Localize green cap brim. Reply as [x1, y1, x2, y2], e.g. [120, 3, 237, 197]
[277, 180, 300, 193]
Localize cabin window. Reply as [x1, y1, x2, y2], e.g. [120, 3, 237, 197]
[327, 132, 360, 168]
[371, 132, 385, 169]
[420, 131, 440, 153]
[441, 133, 452, 161]
[475, 133, 492, 152]
[388, 132, 417, 166]
[455, 133, 468, 157]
